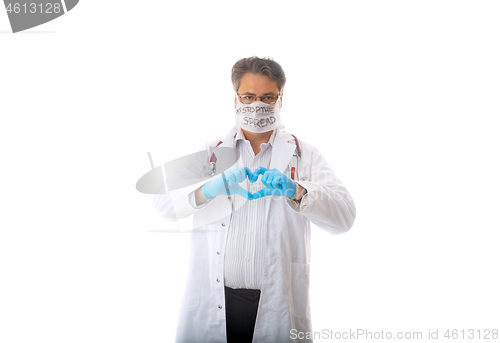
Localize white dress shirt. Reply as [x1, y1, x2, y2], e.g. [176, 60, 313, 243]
[223, 128, 277, 290]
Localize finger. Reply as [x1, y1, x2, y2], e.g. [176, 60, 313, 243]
[233, 168, 245, 183]
[234, 167, 251, 183]
[249, 172, 259, 183]
[253, 166, 268, 175]
[251, 187, 272, 200]
[251, 166, 268, 183]
[243, 167, 253, 180]
[261, 170, 273, 187]
[225, 172, 236, 185]
[272, 175, 283, 189]
[248, 174, 257, 183]
[234, 184, 252, 200]
[248, 168, 259, 183]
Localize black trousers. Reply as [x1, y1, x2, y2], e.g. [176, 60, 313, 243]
[224, 286, 261, 343]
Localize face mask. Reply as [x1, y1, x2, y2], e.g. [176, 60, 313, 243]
[235, 98, 282, 133]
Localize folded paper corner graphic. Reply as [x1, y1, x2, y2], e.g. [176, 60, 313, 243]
[64, 0, 78, 12]
[136, 147, 240, 195]
[4, 0, 79, 33]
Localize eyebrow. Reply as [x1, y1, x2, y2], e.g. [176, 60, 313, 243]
[240, 92, 278, 96]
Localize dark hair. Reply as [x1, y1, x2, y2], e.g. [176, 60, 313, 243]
[231, 56, 286, 93]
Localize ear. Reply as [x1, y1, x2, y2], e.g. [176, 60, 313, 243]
[234, 94, 237, 109]
[280, 92, 284, 109]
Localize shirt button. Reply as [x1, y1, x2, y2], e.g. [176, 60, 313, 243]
[216, 251, 220, 255]
[247, 258, 251, 261]
[216, 278, 220, 282]
[221, 223, 225, 227]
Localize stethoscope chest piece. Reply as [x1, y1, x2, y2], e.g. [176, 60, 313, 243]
[203, 161, 217, 177]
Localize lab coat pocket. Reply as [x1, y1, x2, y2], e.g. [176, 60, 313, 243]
[181, 257, 205, 309]
[290, 262, 311, 319]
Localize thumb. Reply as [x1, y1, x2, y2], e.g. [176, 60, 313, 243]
[234, 185, 252, 200]
[251, 187, 271, 200]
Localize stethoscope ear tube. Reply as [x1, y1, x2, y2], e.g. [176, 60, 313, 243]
[220, 171, 231, 197]
[290, 134, 301, 180]
[291, 134, 301, 158]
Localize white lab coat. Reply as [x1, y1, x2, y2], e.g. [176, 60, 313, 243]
[153, 126, 356, 343]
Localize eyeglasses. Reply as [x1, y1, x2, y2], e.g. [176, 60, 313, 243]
[237, 93, 281, 104]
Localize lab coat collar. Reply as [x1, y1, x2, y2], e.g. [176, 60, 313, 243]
[270, 130, 296, 173]
[235, 127, 277, 147]
[221, 126, 295, 173]
[219, 125, 239, 148]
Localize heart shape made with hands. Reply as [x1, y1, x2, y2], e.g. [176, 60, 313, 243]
[222, 166, 297, 200]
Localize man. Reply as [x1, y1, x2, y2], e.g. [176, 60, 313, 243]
[153, 57, 356, 343]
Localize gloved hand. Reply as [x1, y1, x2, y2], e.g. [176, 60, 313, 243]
[202, 167, 253, 200]
[249, 167, 297, 200]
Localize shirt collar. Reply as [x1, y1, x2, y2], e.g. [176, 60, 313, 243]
[235, 127, 277, 146]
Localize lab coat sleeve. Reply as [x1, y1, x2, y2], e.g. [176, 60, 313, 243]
[151, 140, 221, 222]
[287, 144, 356, 234]
[188, 189, 213, 209]
[152, 181, 208, 222]
[152, 183, 177, 221]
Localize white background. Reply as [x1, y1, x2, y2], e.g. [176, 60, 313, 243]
[1, 1, 499, 342]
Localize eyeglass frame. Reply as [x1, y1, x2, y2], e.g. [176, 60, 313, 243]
[236, 92, 282, 104]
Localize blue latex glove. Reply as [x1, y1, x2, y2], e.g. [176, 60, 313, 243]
[249, 167, 297, 200]
[202, 167, 253, 200]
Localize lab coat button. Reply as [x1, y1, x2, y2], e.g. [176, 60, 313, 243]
[221, 223, 225, 227]
[216, 251, 220, 255]
[218, 305, 222, 309]
[216, 278, 220, 282]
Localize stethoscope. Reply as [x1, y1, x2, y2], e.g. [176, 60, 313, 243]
[206, 133, 301, 181]
[290, 134, 301, 181]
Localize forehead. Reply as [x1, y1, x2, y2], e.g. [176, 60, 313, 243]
[238, 73, 279, 94]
